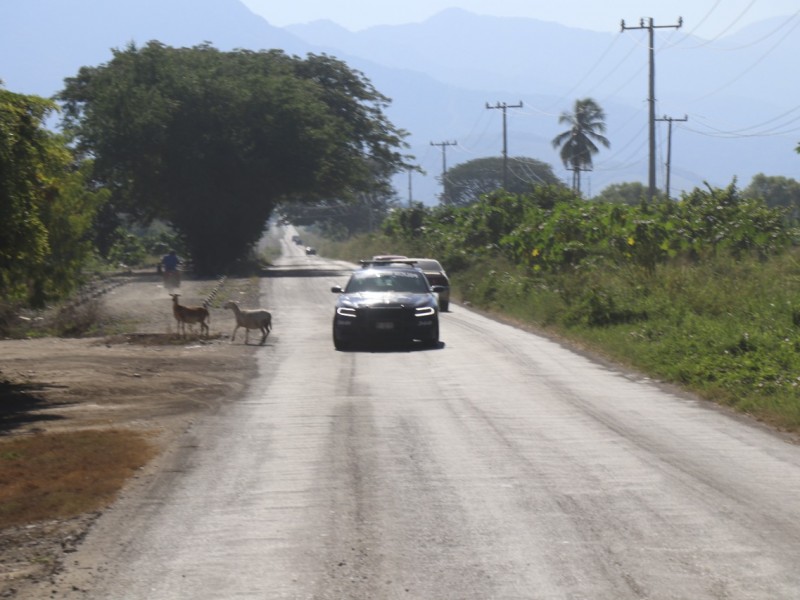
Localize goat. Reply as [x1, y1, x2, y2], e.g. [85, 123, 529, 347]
[223, 300, 272, 345]
[170, 294, 210, 338]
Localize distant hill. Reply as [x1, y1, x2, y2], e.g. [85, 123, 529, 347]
[288, 10, 800, 106]
[0, 0, 307, 96]
[2, 2, 797, 203]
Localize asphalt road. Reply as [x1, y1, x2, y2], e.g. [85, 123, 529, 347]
[60, 227, 800, 599]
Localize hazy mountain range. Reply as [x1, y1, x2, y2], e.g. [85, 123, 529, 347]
[2, 0, 798, 203]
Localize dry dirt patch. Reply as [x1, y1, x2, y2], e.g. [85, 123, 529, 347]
[0, 274, 264, 597]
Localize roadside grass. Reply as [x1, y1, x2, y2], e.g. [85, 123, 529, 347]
[322, 235, 800, 432]
[454, 253, 800, 431]
[0, 430, 156, 529]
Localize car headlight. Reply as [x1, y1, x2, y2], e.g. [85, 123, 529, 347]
[336, 306, 357, 318]
[415, 306, 436, 317]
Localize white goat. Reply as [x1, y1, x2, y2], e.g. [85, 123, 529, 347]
[224, 300, 272, 345]
[170, 294, 210, 338]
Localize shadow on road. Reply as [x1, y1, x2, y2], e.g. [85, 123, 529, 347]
[337, 341, 446, 353]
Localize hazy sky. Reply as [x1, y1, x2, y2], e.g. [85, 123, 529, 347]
[240, 0, 799, 38]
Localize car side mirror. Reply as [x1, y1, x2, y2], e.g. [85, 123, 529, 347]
[331, 286, 344, 293]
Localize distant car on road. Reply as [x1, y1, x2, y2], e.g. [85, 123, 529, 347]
[331, 259, 444, 350]
[407, 258, 450, 312]
[305, 246, 317, 255]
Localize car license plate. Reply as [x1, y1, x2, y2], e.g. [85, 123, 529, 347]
[375, 322, 394, 330]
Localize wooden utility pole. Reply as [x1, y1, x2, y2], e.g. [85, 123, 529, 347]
[430, 140, 457, 203]
[486, 101, 523, 189]
[621, 17, 682, 201]
[656, 114, 688, 200]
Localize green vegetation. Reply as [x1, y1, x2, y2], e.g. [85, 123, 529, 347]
[320, 184, 800, 431]
[1, 88, 107, 307]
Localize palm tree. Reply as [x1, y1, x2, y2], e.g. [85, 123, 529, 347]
[552, 98, 610, 195]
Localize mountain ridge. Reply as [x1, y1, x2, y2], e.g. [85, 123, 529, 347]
[1, 2, 796, 203]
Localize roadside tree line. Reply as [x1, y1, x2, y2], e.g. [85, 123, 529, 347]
[381, 183, 794, 277]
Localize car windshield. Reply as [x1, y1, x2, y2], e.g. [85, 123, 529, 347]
[413, 260, 442, 271]
[346, 271, 429, 293]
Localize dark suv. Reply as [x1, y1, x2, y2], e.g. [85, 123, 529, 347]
[407, 258, 450, 312]
[331, 260, 444, 350]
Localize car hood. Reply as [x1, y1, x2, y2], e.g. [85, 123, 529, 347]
[339, 292, 434, 308]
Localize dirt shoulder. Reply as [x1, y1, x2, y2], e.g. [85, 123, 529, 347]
[0, 272, 265, 597]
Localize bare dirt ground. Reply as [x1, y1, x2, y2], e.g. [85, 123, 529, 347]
[0, 272, 265, 598]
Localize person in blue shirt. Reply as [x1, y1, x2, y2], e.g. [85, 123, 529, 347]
[161, 250, 180, 273]
[160, 250, 181, 289]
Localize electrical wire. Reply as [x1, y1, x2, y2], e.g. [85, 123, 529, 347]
[685, 114, 800, 138]
[666, 0, 756, 49]
[676, 9, 800, 51]
[542, 33, 625, 111]
[691, 13, 800, 102]
[675, 0, 723, 40]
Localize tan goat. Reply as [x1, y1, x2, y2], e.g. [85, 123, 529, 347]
[170, 294, 210, 338]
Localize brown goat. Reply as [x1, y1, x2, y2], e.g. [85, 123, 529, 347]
[170, 294, 210, 338]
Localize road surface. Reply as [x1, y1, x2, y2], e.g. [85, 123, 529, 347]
[57, 226, 800, 599]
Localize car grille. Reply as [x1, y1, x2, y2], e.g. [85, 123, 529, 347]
[359, 305, 413, 331]
[361, 305, 408, 318]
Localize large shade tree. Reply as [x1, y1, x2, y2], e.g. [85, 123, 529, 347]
[58, 42, 411, 273]
[552, 98, 610, 196]
[443, 156, 562, 206]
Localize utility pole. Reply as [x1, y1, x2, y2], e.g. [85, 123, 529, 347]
[621, 17, 682, 201]
[430, 140, 457, 203]
[655, 114, 688, 200]
[407, 167, 413, 207]
[486, 101, 523, 189]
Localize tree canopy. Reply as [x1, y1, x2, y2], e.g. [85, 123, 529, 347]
[742, 173, 800, 221]
[443, 156, 562, 206]
[592, 181, 662, 205]
[57, 42, 411, 273]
